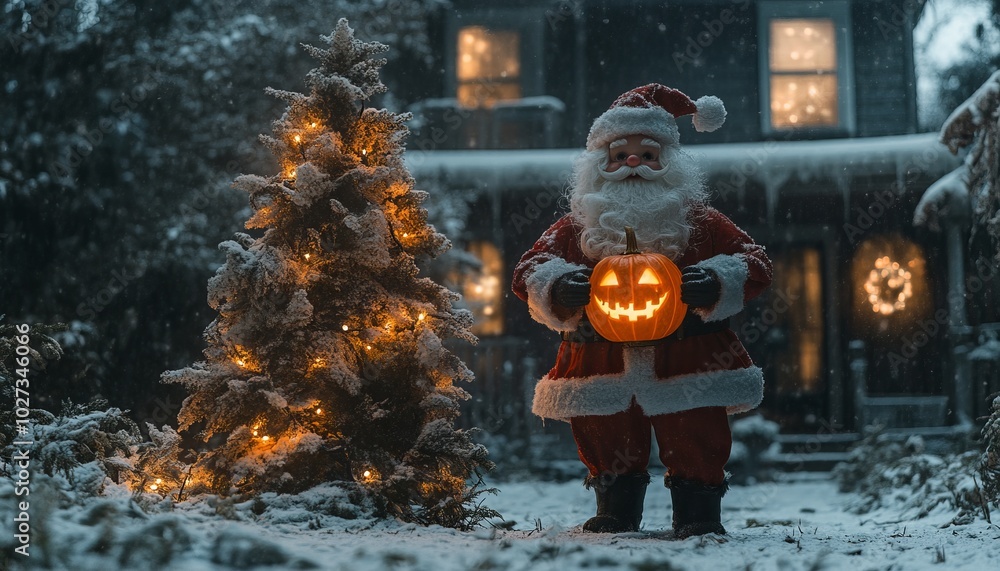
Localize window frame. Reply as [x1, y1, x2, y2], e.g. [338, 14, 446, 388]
[445, 7, 545, 107]
[758, 0, 856, 137]
[455, 25, 523, 108]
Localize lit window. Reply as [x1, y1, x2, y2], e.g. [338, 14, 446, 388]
[770, 248, 824, 392]
[456, 26, 521, 108]
[759, 1, 854, 133]
[464, 241, 504, 335]
[768, 19, 837, 129]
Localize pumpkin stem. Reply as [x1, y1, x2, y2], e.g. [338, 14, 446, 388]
[624, 226, 641, 254]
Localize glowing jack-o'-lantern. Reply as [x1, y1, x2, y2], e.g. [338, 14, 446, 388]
[587, 227, 687, 342]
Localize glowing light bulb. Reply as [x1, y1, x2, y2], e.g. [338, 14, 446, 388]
[155, 478, 163, 484]
[402, 233, 409, 238]
[261, 435, 270, 442]
[294, 135, 301, 143]
[252, 430, 259, 436]
[365, 345, 372, 351]
[342, 324, 349, 331]
[363, 470, 372, 478]
[304, 253, 311, 260]
[236, 359, 246, 367]
[361, 149, 368, 156]
[310, 122, 317, 128]
[418, 313, 426, 321]
[315, 408, 323, 415]
[150, 484, 158, 491]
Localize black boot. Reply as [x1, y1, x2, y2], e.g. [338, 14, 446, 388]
[666, 475, 728, 539]
[582, 472, 650, 532]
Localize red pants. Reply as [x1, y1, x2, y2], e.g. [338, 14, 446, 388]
[570, 403, 731, 486]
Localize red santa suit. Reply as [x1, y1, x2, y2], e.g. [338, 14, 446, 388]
[512, 205, 772, 485]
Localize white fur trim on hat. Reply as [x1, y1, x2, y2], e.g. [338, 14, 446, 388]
[586, 106, 680, 151]
[531, 346, 764, 421]
[524, 257, 589, 332]
[691, 253, 748, 322]
[692, 95, 727, 132]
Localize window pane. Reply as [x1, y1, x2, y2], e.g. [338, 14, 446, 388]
[769, 18, 836, 72]
[464, 241, 504, 336]
[770, 73, 838, 128]
[457, 26, 520, 82]
[770, 247, 824, 393]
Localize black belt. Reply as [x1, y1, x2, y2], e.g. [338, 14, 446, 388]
[560, 315, 730, 345]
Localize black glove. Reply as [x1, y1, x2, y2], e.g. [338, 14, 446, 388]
[551, 269, 592, 308]
[681, 266, 721, 308]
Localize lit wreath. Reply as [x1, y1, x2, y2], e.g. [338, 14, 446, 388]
[864, 256, 912, 315]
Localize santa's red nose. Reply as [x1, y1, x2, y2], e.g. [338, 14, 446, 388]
[625, 154, 641, 167]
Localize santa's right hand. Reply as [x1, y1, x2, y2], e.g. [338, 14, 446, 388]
[551, 269, 592, 307]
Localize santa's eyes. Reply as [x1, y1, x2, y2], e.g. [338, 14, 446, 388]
[610, 151, 658, 162]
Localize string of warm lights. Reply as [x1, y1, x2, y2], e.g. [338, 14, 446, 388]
[864, 255, 913, 316]
[228, 299, 437, 480]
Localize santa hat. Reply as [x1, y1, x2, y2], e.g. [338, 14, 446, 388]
[586, 83, 726, 151]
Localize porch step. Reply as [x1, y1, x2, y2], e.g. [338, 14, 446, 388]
[764, 451, 851, 471]
[759, 424, 977, 472]
[766, 432, 859, 471]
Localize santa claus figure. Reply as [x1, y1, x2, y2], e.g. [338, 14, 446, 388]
[512, 84, 772, 538]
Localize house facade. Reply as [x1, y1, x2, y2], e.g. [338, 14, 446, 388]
[403, 0, 1000, 445]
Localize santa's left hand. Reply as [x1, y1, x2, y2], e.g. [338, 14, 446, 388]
[680, 266, 721, 307]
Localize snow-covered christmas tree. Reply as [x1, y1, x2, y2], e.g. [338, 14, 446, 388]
[162, 19, 493, 528]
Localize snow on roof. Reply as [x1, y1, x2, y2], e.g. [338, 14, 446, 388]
[913, 165, 969, 230]
[406, 133, 961, 229]
[407, 133, 958, 198]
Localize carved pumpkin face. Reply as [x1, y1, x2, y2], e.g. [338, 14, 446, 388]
[586, 227, 687, 342]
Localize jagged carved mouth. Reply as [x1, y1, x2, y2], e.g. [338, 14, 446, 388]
[594, 293, 669, 321]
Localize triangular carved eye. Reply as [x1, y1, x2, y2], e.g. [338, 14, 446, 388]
[638, 268, 660, 285]
[599, 271, 619, 286]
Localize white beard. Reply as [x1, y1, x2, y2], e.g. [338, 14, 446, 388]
[568, 146, 709, 261]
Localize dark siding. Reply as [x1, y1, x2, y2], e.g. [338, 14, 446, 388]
[585, 1, 761, 144]
[543, 3, 582, 146]
[852, 0, 918, 136]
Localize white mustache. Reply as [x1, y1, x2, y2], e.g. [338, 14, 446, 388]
[597, 162, 672, 181]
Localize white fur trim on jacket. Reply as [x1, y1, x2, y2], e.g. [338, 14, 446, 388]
[691, 253, 748, 322]
[586, 106, 680, 151]
[531, 346, 763, 421]
[524, 257, 589, 332]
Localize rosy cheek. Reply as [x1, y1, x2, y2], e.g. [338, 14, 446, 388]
[646, 160, 661, 169]
[605, 161, 623, 172]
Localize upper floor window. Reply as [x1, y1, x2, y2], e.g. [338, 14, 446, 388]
[759, 1, 854, 135]
[456, 26, 521, 108]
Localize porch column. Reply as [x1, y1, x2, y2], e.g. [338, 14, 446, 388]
[943, 192, 973, 429]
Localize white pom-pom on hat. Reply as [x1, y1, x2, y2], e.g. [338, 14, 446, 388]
[692, 95, 726, 132]
[586, 83, 726, 150]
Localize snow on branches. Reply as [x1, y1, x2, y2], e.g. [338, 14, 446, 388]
[938, 70, 1000, 253]
[161, 19, 493, 528]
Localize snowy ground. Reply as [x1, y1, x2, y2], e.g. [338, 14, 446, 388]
[6, 473, 998, 570]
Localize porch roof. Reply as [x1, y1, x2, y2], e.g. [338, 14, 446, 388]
[406, 133, 960, 226]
